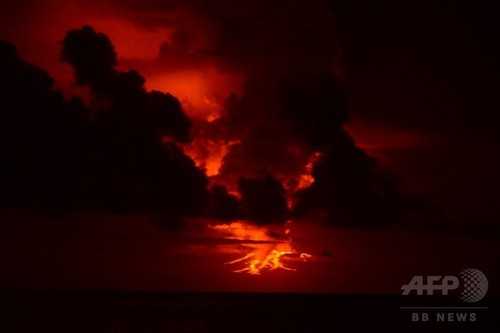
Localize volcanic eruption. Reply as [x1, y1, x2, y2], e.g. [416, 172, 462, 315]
[0, 0, 404, 276]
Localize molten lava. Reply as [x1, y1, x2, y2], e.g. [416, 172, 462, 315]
[209, 221, 311, 275]
[141, 43, 320, 276]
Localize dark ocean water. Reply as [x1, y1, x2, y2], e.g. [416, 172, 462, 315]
[0, 291, 496, 332]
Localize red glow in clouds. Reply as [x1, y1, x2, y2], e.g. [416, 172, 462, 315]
[0, 0, 389, 278]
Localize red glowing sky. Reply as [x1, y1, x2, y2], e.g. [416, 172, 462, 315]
[2, 0, 499, 222]
[0, 0, 499, 293]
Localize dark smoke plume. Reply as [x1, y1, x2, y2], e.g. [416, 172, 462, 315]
[0, 29, 210, 219]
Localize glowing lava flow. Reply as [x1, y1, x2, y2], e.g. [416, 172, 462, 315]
[204, 150, 321, 275]
[227, 246, 312, 275]
[209, 221, 311, 275]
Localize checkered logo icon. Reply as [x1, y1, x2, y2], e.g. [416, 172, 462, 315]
[459, 269, 488, 302]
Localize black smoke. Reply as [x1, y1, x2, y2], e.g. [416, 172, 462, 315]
[1, 12, 407, 227]
[60, 26, 209, 215]
[61, 26, 191, 142]
[0, 27, 209, 218]
[0, 39, 87, 210]
[292, 132, 406, 226]
[207, 185, 242, 221]
[277, 72, 406, 226]
[113, 0, 406, 227]
[146, 1, 403, 227]
[238, 173, 288, 225]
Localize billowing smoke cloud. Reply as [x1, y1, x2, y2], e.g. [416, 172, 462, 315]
[61, 25, 191, 142]
[118, 0, 403, 226]
[0, 0, 406, 226]
[207, 185, 242, 221]
[238, 173, 288, 225]
[293, 132, 405, 226]
[0, 39, 86, 209]
[0, 30, 209, 218]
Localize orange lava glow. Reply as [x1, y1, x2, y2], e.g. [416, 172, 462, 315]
[182, 139, 240, 177]
[209, 221, 312, 275]
[147, 67, 244, 179]
[279, 151, 323, 209]
[296, 152, 322, 190]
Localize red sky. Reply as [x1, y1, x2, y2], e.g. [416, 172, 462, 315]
[0, 0, 499, 293]
[2, 0, 498, 221]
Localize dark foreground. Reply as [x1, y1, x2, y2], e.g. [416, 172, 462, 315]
[0, 292, 497, 332]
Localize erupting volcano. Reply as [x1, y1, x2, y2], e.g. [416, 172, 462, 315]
[1, 5, 500, 333]
[0, 0, 442, 287]
[0, 0, 402, 277]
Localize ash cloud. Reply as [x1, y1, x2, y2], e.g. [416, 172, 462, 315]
[0, 28, 209, 218]
[238, 173, 289, 225]
[0, 0, 408, 226]
[207, 185, 242, 221]
[0, 39, 87, 209]
[292, 132, 406, 226]
[61, 26, 191, 143]
[122, 0, 404, 226]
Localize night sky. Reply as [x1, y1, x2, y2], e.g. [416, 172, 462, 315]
[0, 0, 498, 294]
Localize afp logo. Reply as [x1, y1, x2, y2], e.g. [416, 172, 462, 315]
[401, 268, 488, 302]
